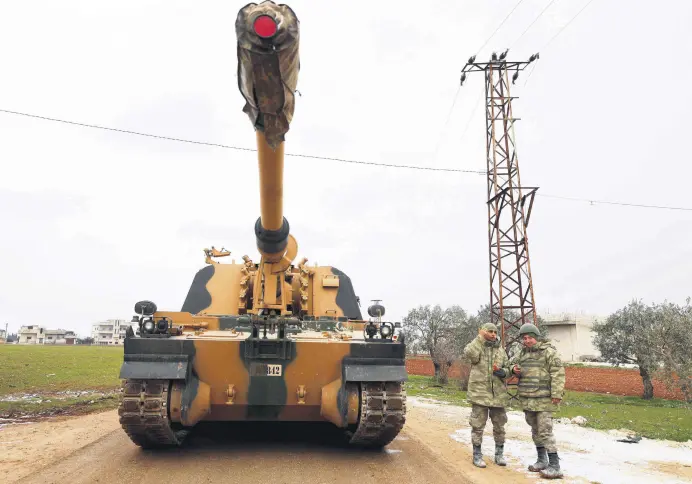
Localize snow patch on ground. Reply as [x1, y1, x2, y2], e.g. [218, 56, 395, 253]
[408, 397, 692, 484]
[0, 390, 114, 404]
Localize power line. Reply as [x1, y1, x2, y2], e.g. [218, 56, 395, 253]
[459, 95, 483, 145]
[0, 108, 485, 174]
[476, 0, 527, 55]
[511, 0, 561, 48]
[430, 85, 462, 164]
[538, 194, 692, 212]
[523, 0, 599, 88]
[432, 0, 529, 161]
[3, 107, 691, 213]
[540, 0, 598, 51]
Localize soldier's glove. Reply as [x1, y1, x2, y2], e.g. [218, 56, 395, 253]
[492, 368, 507, 378]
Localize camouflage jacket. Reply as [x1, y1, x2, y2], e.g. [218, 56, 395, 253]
[509, 341, 565, 412]
[463, 334, 511, 408]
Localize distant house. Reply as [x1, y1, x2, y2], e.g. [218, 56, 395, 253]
[540, 312, 603, 362]
[18, 326, 76, 345]
[44, 329, 76, 345]
[91, 319, 130, 345]
[18, 325, 46, 344]
[0, 328, 6, 343]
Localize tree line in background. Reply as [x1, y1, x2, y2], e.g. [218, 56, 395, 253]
[592, 298, 692, 402]
[400, 303, 548, 385]
[401, 298, 692, 403]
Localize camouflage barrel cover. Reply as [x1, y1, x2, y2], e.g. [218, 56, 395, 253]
[463, 335, 511, 408]
[236, 1, 300, 149]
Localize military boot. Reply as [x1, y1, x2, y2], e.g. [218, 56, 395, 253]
[494, 444, 507, 466]
[472, 444, 486, 468]
[528, 446, 548, 472]
[540, 453, 563, 479]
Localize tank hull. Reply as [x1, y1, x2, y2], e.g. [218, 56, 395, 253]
[118, 332, 407, 448]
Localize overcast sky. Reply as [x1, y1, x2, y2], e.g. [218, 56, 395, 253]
[1, 0, 691, 337]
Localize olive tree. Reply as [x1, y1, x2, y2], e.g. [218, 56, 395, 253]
[648, 299, 692, 403]
[593, 300, 662, 400]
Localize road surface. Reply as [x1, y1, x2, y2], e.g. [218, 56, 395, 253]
[1, 400, 533, 484]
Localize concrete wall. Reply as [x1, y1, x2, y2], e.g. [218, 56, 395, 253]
[545, 325, 578, 361]
[541, 312, 603, 362]
[575, 322, 599, 358]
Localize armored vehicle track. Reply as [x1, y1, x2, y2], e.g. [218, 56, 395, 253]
[347, 382, 407, 448]
[118, 379, 406, 449]
[118, 379, 189, 448]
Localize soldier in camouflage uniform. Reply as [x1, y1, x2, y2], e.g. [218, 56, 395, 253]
[510, 323, 565, 479]
[462, 322, 511, 468]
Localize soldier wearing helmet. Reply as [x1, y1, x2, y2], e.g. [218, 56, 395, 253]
[510, 322, 566, 479]
[462, 321, 511, 468]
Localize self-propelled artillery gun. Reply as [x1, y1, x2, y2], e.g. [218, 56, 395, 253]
[117, 0, 407, 449]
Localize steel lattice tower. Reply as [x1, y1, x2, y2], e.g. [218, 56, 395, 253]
[461, 51, 540, 353]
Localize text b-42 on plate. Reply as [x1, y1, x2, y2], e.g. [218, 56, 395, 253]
[267, 364, 282, 376]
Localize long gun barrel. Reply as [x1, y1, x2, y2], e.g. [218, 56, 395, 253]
[236, 1, 300, 262]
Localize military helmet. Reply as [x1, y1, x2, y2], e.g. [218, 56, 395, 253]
[518, 323, 540, 337]
[481, 322, 498, 332]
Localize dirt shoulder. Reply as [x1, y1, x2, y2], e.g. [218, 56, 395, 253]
[0, 409, 120, 483]
[403, 403, 537, 483]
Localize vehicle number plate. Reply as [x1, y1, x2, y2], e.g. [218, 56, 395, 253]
[267, 364, 282, 376]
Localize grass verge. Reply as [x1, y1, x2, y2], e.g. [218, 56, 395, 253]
[405, 375, 692, 442]
[0, 345, 124, 417]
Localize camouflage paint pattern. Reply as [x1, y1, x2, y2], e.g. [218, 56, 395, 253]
[469, 404, 507, 446]
[236, 1, 299, 149]
[509, 341, 565, 412]
[524, 410, 557, 453]
[121, 328, 406, 426]
[463, 334, 511, 408]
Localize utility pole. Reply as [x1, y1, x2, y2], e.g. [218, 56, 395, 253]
[460, 50, 540, 354]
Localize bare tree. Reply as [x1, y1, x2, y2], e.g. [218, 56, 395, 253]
[432, 338, 457, 384]
[402, 304, 468, 381]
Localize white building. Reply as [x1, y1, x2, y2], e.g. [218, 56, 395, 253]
[91, 319, 130, 345]
[540, 311, 604, 362]
[0, 328, 7, 342]
[18, 325, 46, 344]
[18, 326, 76, 344]
[44, 329, 76, 345]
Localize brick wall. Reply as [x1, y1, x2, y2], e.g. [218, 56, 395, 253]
[406, 358, 470, 381]
[405, 357, 685, 401]
[564, 366, 684, 400]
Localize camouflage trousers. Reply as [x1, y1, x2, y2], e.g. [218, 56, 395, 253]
[524, 410, 557, 453]
[469, 404, 507, 446]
